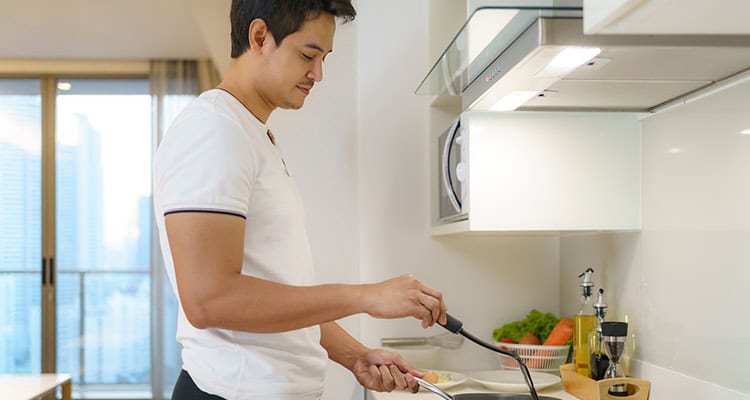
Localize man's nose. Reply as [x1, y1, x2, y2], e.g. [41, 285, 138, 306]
[307, 59, 323, 82]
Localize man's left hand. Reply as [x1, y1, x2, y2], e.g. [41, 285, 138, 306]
[351, 348, 421, 393]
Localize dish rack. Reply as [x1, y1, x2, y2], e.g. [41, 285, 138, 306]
[560, 363, 651, 400]
[495, 342, 570, 373]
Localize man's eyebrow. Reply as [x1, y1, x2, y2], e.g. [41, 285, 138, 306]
[305, 43, 332, 54]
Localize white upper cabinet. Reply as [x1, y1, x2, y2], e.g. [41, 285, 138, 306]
[431, 111, 641, 235]
[584, 0, 750, 34]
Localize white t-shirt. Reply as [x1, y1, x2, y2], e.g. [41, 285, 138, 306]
[153, 89, 328, 399]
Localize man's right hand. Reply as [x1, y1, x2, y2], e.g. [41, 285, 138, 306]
[362, 274, 448, 328]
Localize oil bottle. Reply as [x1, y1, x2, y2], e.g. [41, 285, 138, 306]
[574, 267, 595, 376]
[589, 288, 609, 380]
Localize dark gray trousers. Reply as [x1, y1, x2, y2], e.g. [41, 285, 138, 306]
[172, 370, 226, 400]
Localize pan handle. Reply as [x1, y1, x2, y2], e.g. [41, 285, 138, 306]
[415, 377, 454, 400]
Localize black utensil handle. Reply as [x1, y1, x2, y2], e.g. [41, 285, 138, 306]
[439, 314, 540, 400]
[439, 313, 464, 334]
[458, 329, 540, 400]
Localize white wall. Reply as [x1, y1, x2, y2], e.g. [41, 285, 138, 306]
[356, 0, 560, 374]
[559, 80, 750, 398]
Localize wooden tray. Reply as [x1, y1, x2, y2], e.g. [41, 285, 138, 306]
[560, 363, 650, 400]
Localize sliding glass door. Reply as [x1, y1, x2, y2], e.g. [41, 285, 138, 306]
[54, 79, 153, 395]
[0, 79, 43, 375]
[0, 76, 171, 398]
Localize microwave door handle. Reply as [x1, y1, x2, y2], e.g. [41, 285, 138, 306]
[441, 119, 462, 215]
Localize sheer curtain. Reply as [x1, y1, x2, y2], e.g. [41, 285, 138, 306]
[149, 59, 220, 400]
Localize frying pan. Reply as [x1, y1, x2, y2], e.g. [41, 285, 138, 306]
[416, 377, 559, 400]
[425, 314, 560, 400]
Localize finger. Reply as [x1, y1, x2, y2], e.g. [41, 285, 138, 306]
[436, 298, 448, 325]
[369, 364, 383, 391]
[379, 364, 396, 391]
[405, 373, 419, 393]
[417, 306, 432, 328]
[389, 365, 407, 390]
[393, 359, 421, 393]
[418, 294, 440, 327]
[417, 281, 443, 305]
[416, 282, 443, 319]
[407, 298, 433, 328]
[392, 353, 419, 377]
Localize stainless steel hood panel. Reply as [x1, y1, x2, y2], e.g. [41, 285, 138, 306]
[565, 47, 750, 81]
[418, 7, 750, 112]
[523, 80, 708, 110]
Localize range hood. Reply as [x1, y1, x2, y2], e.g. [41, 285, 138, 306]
[416, 5, 750, 112]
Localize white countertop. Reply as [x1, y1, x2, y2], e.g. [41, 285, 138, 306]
[0, 374, 72, 400]
[367, 375, 580, 400]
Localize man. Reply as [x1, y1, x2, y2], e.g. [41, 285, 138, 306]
[153, 1, 448, 399]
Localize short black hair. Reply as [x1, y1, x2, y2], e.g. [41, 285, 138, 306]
[230, 0, 356, 58]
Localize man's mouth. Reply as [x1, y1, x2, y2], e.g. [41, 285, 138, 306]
[297, 85, 312, 96]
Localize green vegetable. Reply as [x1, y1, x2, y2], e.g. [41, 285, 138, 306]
[492, 309, 560, 344]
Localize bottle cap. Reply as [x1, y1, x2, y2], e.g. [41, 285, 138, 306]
[578, 267, 595, 298]
[593, 288, 608, 318]
[602, 321, 628, 337]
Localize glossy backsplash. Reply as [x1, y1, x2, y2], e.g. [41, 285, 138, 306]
[559, 79, 750, 397]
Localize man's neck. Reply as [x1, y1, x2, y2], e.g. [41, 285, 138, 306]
[218, 60, 274, 124]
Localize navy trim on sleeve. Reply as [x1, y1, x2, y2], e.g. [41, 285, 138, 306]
[164, 209, 247, 219]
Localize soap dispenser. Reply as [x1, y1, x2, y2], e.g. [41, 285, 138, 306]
[574, 268, 596, 376]
[589, 288, 609, 380]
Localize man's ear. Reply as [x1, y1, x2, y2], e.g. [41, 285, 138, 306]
[247, 18, 270, 53]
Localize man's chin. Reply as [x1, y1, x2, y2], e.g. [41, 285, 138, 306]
[280, 100, 305, 110]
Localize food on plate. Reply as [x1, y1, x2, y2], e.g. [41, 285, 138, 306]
[421, 370, 450, 384]
[543, 317, 574, 345]
[491, 309, 564, 344]
[519, 332, 541, 345]
[422, 371, 438, 384]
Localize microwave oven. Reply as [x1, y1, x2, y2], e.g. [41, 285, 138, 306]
[434, 111, 641, 231]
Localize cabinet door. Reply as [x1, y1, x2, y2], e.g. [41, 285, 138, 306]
[431, 111, 641, 235]
[584, 0, 750, 34]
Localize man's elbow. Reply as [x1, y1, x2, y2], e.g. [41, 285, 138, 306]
[182, 300, 213, 329]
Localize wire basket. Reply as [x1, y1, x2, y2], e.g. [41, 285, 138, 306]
[495, 342, 571, 373]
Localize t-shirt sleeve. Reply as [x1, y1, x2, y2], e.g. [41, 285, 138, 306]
[155, 111, 256, 218]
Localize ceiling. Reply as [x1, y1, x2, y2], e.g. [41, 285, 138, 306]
[0, 0, 230, 65]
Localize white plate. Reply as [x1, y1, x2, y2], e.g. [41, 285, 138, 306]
[418, 370, 468, 391]
[469, 370, 561, 392]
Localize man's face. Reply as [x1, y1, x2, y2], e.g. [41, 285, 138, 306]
[258, 12, 335, 110]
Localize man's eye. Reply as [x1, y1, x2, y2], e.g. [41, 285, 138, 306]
[301, 53, 313, 61]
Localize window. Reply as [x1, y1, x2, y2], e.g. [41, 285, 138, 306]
[0, 76, 179, 399]
[0, 78, 43, 375]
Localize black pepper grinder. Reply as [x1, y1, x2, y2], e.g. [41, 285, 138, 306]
[602, 321, 629, 397]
